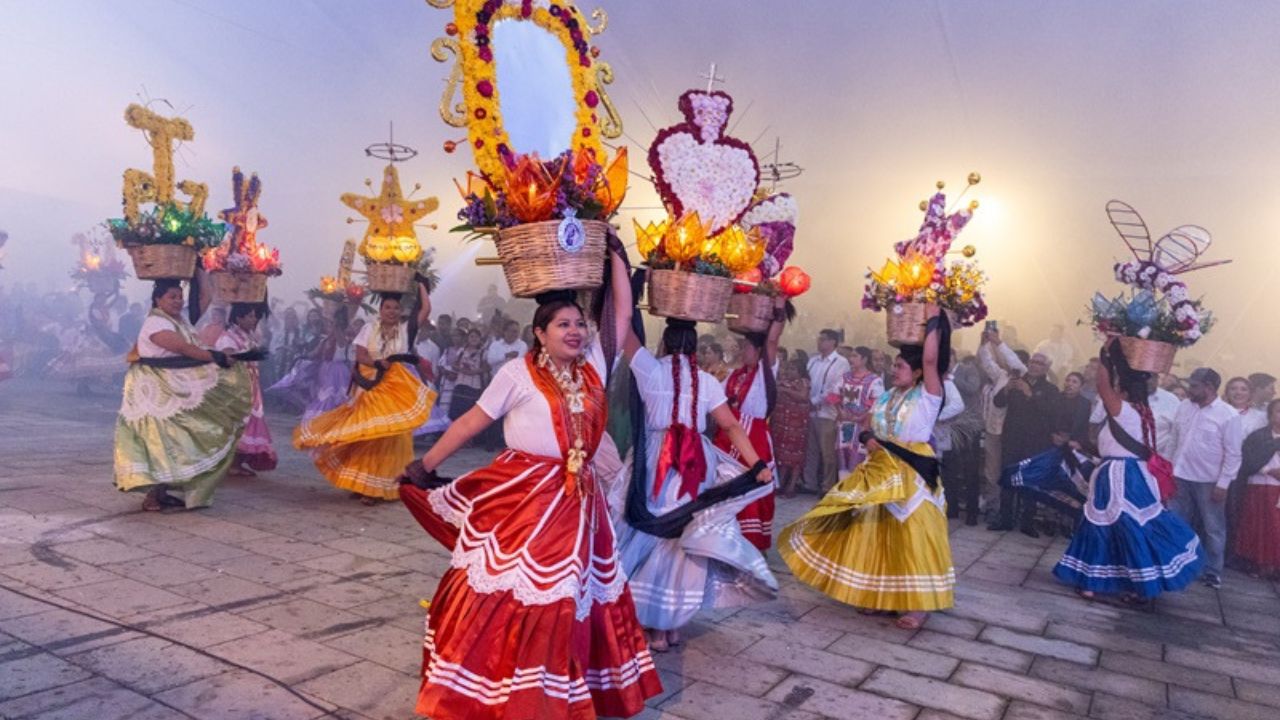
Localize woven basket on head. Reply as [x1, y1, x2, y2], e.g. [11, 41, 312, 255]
[885, 303, 956, 347]
[126, 244, 197, 280]
[647, 269, 733, 324]
[726, 292, 775, 334]
[365, 262, 416, 294]
[209, 272, 268, 303]
[495, 219, 608, 298]
[1118, 336, 1176, 374]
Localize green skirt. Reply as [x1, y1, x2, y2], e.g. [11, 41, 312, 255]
[114, 362, 251, 508]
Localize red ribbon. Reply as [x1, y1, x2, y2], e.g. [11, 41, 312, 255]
[651, 353, 706, 501]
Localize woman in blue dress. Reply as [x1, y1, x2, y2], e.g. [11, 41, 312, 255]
[1053, 339, 1203, 602]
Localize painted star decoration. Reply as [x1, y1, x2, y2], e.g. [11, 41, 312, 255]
[341, 164, 438, 254]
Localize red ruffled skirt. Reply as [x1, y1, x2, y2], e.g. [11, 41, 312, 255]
[401, 450, 661, 719]
[1232, 483, 1280, 576]
[714, 415, 776, 551]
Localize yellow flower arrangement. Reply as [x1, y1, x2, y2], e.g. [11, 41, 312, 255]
[121, 104, 208, 224]
[453, 0, 605, 179]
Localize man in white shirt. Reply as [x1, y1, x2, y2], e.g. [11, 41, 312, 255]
[484, 319, 528, 372]
[803, 329, 850, 493]
[1169, 367, 1237, 588]
[977, 323, 1026, 519]
[1033, 324, 1074, 382]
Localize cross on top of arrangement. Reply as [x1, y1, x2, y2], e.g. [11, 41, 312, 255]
[700, 63, 726, 92]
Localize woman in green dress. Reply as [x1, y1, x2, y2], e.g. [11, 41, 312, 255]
[114, 279, 251, 511]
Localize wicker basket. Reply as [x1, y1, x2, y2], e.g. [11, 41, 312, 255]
[365, 261, 416, 294]
[885, 303, 957, 347]
[648, 269, 734, 323]
[209, 272, 268, 303]
[726, 292, 775, 334]
[495, 219, 608, 298]
[126, 244, 197, 280]
[1118, 336, 1177, 374]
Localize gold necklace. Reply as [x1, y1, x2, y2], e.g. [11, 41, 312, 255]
[538, 350, 588, 476]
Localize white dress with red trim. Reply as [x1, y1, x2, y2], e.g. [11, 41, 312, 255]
[400, 341, 660, 720]
[614, 348, 777, 631]
[712, 360, 777, 550]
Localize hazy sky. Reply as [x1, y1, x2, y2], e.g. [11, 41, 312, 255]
[2, 0, 1278, 373]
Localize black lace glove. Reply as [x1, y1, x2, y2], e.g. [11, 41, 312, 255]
[398, 461, 452, 490]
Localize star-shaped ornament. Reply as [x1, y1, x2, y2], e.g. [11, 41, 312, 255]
[341, 164, 438, 254]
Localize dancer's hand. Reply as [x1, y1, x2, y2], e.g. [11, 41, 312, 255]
[757, 466, 774, 484]
[864, 438, 882, 454]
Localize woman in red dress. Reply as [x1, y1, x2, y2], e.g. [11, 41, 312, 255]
[713, 296, 785, 549]
[772, 358, 810, 496]
[1232, 399, 1280, 579]
[398, 244, 660, 719]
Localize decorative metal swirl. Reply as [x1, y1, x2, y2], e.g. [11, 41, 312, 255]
[431, 36, 467, 128]
[595, 62, 623, 139]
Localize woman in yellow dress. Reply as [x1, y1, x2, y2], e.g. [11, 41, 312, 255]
[295, 281, 436, 505]
[779, 304, 954, 629]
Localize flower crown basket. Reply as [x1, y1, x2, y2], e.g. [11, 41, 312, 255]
[495, 219, 609, 298]
[886, 302, 957, 347]
[1118, 336, 1176, 374]
[126, 244, 197, 280]
[648, 269, 733, 323]
[209, 271, 268, 303]
[726, 292, 774, 334]
[365, 262, 416, 294]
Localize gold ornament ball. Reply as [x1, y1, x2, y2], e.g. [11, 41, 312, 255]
[962, 245, 976, 257]
[936, 180, 946, 190]
[918, 200, 928, 211]
[968, 172, 982, 185]
[969, 200, 980, 210]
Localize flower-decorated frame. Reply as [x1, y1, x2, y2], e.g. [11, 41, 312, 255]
[429, 0, 622, 179]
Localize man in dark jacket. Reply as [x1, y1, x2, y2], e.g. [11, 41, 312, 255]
[988, 351, 1063, 536]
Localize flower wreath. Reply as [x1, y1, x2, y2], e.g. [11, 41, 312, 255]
[1113, 259, 1202, 343]
[454, 0, 604, 179]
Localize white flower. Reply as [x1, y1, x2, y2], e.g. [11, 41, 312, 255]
[1137, 326, 1151, 339]
[1166, 284, 1188, 303]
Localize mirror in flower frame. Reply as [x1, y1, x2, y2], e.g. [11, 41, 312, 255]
[429, 0, 623, 179]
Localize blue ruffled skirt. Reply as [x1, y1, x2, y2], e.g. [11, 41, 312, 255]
[1053, 457, 1202, 598]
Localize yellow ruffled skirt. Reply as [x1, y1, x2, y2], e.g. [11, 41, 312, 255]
[778, 443, 955, 611]
[294, 364, 435, 500]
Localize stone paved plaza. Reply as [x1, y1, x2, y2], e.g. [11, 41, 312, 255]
[2, 378, 1279, 720]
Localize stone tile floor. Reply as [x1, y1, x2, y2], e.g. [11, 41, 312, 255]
[1, 378, 1278, 719]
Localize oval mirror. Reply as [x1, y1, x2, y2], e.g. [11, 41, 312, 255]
[492, 19, 576, 159]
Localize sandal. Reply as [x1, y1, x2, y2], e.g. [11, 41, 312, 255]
[141, 495, 164, 512]
[895, 612, 927, 630]
[1076, 589, 1095, 601]
[359, 496, 378, 506]
[158, 493, 185, 508]
[666, 629, 682, 647]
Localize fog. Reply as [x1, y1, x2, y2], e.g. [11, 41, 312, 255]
[2, 0, 1278, 377]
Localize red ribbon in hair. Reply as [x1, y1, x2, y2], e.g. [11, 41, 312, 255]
[652, 352, 706, 501]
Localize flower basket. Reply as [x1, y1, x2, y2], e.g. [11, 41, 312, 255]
[494, 219, 609, 298]
[125, 244, 197, 280]
[365, 261, 416, 294]
[209, 271, 268, 303]
[726, 292, 774, 334]
[1118, 336, 1176, 374]
[648, 269, 733, 323]
[885, 302, 956, 347]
